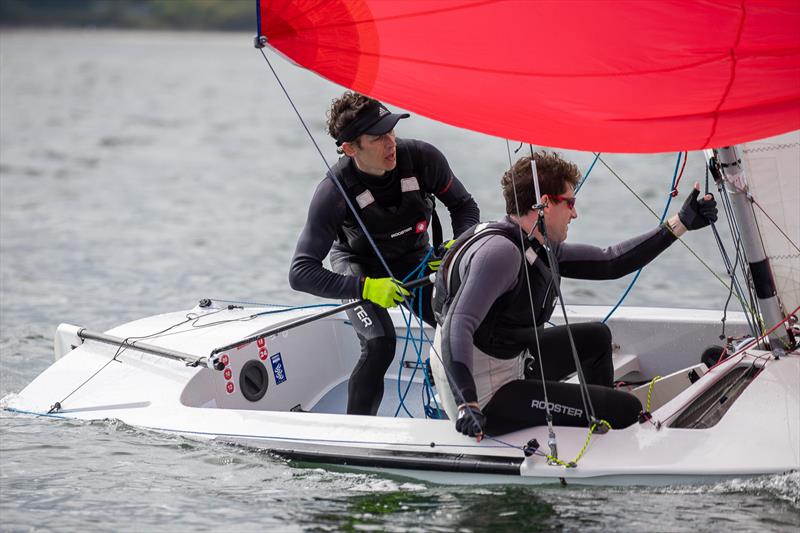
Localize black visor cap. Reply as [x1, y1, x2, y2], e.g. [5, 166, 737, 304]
[335, 103, 410, 146]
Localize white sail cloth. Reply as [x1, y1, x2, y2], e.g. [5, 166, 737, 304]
[741, 130, 800, 316]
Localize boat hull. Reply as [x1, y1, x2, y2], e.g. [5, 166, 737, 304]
[5, 303, 798, 486]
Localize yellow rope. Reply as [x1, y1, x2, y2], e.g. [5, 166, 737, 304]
[545, 419, 612, 468]
[645, 375, 662, 412]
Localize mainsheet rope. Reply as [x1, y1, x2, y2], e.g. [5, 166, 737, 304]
[394, 247, 440, 418]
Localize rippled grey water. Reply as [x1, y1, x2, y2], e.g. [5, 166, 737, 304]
[1, 29, 798, 531]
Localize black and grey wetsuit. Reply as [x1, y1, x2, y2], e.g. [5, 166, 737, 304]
[289, 138, 479, 415]
[431, 216, 678, 434]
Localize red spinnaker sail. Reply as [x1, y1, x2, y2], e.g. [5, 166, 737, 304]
[258, 0, 800, 153]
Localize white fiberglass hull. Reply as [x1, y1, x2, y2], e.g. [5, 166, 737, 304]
[5, 303, 799, 486]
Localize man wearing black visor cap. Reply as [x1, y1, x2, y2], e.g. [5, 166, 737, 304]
[290, 91, 480, 416]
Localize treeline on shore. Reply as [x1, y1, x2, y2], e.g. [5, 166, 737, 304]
[0, 0, 254, 31]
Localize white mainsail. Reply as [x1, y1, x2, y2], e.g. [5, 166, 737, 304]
[741, 131, 800, 317]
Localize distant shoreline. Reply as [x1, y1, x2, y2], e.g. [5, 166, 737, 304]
[0, 26, 252, 34]
[0, 0, 254, 32]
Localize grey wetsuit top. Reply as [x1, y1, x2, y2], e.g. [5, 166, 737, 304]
[446, 216, 677, 373]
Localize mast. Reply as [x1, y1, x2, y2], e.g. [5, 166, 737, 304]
[711, 146, 793, 350]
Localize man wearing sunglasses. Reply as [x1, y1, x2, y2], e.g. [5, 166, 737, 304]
[430, 152, 718, 438]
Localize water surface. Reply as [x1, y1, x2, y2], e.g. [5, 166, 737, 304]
[1, 29, 797, 531]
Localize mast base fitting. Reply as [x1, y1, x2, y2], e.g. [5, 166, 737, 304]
[254, 35, 267, 49]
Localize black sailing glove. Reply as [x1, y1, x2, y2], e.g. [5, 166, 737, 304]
[678, 187, 718, 230]
[455, 405, 486, 438]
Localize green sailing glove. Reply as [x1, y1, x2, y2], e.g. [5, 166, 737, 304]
[428, 239, 456, 272]
[362, 277, 410, 308]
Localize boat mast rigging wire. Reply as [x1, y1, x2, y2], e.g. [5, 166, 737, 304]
[257, 48, 396, 281]
[525, 144, 599, 427]
[708, 165, 762, 339]
[504, 141, 561, 459]
[713, 146, 793, 349]
[593, 153, 758, 316]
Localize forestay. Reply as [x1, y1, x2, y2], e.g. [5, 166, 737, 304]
[257, 0, 800, 152]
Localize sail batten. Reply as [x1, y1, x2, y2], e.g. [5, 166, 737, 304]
[259, 0, 800, 152]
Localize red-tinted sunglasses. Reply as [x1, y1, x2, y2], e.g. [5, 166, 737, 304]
[551, 195, 577, 209]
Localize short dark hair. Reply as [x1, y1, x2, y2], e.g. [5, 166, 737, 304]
[501, 152, 580, 215]
[326, 91, 377, 154]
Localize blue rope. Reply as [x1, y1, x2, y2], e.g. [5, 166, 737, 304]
[393, 250, 441, 418]
[575, 152, 600, 194]
[393, 251, 430, 417]
[602, 152, 682, 323]
[394, 284, 427, 417]
[414, 272, 441, 418]
[395, 292, 425, 417]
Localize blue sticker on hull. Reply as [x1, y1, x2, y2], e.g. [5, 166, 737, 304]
[270, 352, 287, 385]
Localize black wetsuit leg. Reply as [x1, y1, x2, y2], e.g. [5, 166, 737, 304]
[483, 379, 642, 435]
[485, 322, 636, 435]
[344, 300, 396, 415]
[525, 322, 614, 387]
[342, 267, 435, 415]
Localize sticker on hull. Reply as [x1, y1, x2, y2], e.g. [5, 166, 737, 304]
[270, 352, 287, 385]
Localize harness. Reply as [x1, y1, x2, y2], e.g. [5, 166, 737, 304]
[433, 219, 558, 358]
[330, 143, 441, 274]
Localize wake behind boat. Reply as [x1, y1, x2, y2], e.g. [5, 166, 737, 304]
[5, 1, 800, 486]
